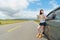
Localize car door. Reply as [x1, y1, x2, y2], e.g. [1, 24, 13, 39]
[45, 9, 60, 40]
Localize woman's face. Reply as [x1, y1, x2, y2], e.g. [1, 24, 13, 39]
[41, 10, 44, 14]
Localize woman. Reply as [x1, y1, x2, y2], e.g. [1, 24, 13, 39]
[36, 9, 47, 38]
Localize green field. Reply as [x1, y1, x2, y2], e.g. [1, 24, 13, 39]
[34, 20, 39, 23]
[0, 19, 39, 25]
[0, 19, 29, 25]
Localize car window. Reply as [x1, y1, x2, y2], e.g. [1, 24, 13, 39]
[47, 9, 60, 20]
[47, 13, 56, 19]
[55, 10, 60, 20]
[47, 13, 53, 19]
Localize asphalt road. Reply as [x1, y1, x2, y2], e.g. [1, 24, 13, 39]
[0, 21, 48, 40]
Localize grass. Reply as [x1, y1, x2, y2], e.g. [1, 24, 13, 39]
[0, 19, 29, 25]
[0, 19, 40, 25]
[34, 20, 39, 23]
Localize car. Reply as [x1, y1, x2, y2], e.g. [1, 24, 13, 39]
[44, 7, 60, 40]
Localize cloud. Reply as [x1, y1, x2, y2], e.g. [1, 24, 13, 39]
[0, 12, 11, 19]
[13, 10, 39, 19]
[29, 0, 41, 6]
[0, 0, 59, 19]
[0, 0, 29, 10]
[44, 0, 60, 16]
[0, 0, 40, 19]
[0, 0, 30, 19]
[29, 0, 40, 2]
[49, 0, 59, 9]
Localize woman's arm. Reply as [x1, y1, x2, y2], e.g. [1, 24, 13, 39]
[44, 16, 47, 19]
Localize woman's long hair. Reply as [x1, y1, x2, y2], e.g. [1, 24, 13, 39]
[40, 9, 44, 15]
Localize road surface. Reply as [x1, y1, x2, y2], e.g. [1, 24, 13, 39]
[0, 21, 48, 40]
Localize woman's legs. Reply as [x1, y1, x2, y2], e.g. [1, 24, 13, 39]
[40, 26, 44, 34]
[36, 25, 45, 38]
[38, 26, 44, 38]
[36, 25, 41, 38]
[37, 25, 41, 34]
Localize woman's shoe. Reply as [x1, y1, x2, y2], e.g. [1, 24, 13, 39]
[38, 34, 42, 38]
[36, 33, 40, 38]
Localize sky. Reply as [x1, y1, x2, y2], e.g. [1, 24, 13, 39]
[0, 0, 60, 19]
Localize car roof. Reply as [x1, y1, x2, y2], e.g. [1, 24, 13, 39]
[47, 7, 60, 17]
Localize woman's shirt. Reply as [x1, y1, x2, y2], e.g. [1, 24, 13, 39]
[39, 14, 46, 23]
